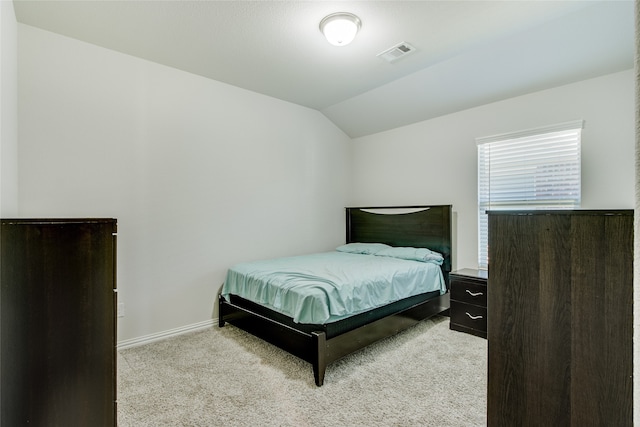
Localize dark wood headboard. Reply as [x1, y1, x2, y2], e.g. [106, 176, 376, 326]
[345, 205, 452, 286]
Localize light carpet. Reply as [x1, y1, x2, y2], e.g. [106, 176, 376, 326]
[117, 315, 487, 426]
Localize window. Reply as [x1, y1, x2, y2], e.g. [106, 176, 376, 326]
[477, 120, 583, 269]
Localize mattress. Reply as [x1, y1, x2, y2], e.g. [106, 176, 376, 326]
[222, 251, 446, 324]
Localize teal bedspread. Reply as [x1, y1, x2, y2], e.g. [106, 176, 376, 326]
[222, 251, 446, 324]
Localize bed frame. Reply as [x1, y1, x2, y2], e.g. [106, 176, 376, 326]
[218, 205, 452, 386]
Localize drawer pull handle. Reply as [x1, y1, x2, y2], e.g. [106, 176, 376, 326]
[466, 290, 484, 297]
[466, 312, 483, 320]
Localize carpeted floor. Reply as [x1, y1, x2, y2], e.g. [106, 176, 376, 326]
[117, 315, 487, 426]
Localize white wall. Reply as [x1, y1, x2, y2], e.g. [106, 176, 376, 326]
[351, 70, 635, 271]
[0, 0, 19, 217]
[16, 22, 635, 343]
[634, 5, 639, 424]
[17, 24, 352, 342]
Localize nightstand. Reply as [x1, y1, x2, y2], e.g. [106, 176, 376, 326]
[449, 268, 488, 338]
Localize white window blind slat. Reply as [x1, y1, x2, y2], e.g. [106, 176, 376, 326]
[476, 123, 582, 269]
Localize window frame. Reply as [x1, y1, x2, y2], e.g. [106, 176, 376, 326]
[477, 120, 583, 269]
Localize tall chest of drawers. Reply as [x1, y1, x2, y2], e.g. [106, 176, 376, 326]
[1, 219, 118, 426]
[449, 268, 487, 338]
[487, 210, 632, 426]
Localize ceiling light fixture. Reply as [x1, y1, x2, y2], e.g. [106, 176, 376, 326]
[319, 12, 361, 47]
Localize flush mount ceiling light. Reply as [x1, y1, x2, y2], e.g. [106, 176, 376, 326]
[319, 12, 361, 46]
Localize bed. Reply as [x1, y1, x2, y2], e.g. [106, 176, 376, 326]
[218, 205, 452, 386]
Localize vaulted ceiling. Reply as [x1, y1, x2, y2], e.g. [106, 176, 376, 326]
[13, 0, 635, 138]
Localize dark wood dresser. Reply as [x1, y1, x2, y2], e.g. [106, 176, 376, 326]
[449, 269, 487, 338]
[1, 219, 117, 426]
[487, 210, 632, 427]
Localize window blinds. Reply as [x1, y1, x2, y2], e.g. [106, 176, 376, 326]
[477, 120, 583, 269]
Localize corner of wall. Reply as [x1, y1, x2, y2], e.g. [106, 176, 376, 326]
[0, 0, 19, 217]
[633, 1, 639, 425]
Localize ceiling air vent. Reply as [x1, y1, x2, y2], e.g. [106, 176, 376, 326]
[377, 42, 416, 63]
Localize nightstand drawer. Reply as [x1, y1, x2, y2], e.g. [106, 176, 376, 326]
[450, 279, 487, 307]
[450, 301, 487, 337]
[449, 269, 488, 338]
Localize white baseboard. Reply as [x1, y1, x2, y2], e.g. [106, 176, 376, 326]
[117, 318, 217, 350]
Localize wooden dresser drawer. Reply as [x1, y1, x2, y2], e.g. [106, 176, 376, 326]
[450, 301, 487, 338]
[450, 279, 487, 307]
